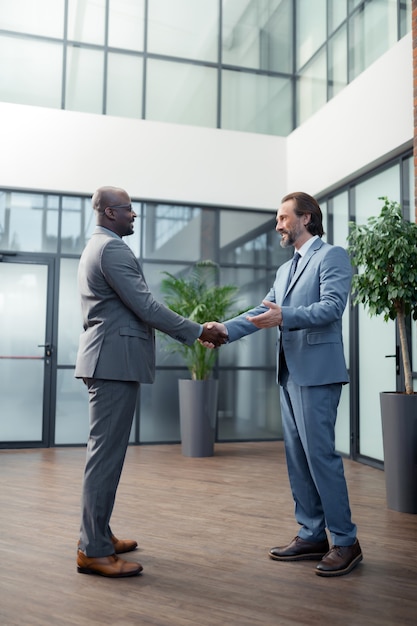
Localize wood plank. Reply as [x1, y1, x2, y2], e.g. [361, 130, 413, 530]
[0, 442, 416, 626]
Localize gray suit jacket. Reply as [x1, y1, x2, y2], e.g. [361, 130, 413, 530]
[225, 239, 351, 387]
[74, 227, 201, 383]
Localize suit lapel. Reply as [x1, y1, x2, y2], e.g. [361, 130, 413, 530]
[284, 238, 324, 295]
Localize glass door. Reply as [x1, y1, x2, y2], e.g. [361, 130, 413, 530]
[0, 257, 54, 446]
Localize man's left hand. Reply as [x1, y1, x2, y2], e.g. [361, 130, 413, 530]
[246, 300, 283, 328]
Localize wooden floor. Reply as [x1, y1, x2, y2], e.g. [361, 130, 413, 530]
[0, 442, 416, 626]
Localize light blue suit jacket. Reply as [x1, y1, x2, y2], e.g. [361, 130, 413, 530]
[225, 238, 351, 387]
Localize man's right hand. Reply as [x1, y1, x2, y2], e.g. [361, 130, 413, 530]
[199, 322, 228, 348]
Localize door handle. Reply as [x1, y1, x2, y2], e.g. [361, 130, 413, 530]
[384, 346, 400, 375]
[38, 343, 52, 358]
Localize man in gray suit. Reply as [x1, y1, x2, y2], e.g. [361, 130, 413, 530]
[74, 186, 226, 578]
[206, 192, 362, 577]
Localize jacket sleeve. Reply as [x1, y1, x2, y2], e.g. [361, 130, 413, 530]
[100, 238, 201, 345]
[281, 246, 352, 329]
[224, 285, 276, 343]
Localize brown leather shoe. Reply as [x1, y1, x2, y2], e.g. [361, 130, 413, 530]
[111, 535, 138, 554]
[316, 539, 363, 577]
[269, 536, 329, 561]
[77, 535, 138, 555]
[76, 550, 143, 577]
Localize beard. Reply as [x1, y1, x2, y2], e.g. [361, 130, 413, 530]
[279, 230, 295, 248]
[279, 220, 305, 248]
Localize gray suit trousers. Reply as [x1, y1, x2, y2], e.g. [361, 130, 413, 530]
[79, 378, 139, 557]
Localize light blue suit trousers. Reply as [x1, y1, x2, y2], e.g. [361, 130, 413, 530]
[279, 361, 356, 545]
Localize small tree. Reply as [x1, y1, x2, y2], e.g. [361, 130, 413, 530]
[160, 260, 242, 380]
[347, 197, 417, 394]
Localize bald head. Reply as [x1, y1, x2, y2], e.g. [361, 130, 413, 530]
[91, 185, 136, 237]
[92, 186, 129, 214]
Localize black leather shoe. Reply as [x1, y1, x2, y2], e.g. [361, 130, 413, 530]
[269, 536, 329, 561]
[316, 539, 363, 577]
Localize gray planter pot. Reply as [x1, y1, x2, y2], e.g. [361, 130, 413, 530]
[178, 379, 218, 457]
[380, 392, 417, 514]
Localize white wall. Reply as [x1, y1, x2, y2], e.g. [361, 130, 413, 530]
[0, 34, 411, 208]
[287, 33, 412, 196]
[0, 102, 286, 210]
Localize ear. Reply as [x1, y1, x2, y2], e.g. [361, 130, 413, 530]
[104, 206, 116, 220]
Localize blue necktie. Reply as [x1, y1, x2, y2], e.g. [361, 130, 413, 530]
[287, 252, 301, 289]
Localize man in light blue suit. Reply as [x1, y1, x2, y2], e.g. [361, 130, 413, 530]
[207, 192, 362, 577]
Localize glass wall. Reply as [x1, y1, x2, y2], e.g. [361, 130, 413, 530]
[318, 152, 413, 466]
[329, 191, 350, 455]
[0, 0, 410, 134]
[0, 262, 48, 442]
[353, 166, 400, 462]
[0, 149, 412, 455]
[0, 187, 287, 446]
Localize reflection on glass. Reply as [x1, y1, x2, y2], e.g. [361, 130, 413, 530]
[143, 204, 207, 261]
[297, 49, 327, 126]
[328, 0, 347, 33]
[355, 165, 400, 223]
[58, 259, 83, 365]
[349, 0, 397, 82]
[348, 0, 364, 11]
[332, 192, 349, 248]
[330, 191, 350, 451]
[140, 370, 181, 442]
[222, 0, 292, 73]
[140, 262, 192, 368]
[222, 70, 292, 136]
[296, 0, 326, 70]
[0, 263, 47, 442]
[61, 196, 92, 254]
[328, 27, 347, 98]
[0, 361, 44, 441]
[355, 166, 400, 461]
[219, 266, 277, 368]
[66, 46, 104, 114]
[107, 53, 143, 118]
[217, 369, 281, 440]
[67, 0, 106, 45]
[108, 0, 145, 51]
[220, 210, 276, 264]
[0, 0, 65, 38]
[400, 0, 411, 37]
[0, 263, 47, 356]
[0, 36, 62, 108]
[146, 59, 217, 128]
[148, 0, 218, 62]
[221, 232, 268, 265]
[55, 370, 89, 444]
[0, 192, 59, 252]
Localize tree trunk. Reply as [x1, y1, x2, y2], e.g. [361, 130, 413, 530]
[397, 311, 413, 394]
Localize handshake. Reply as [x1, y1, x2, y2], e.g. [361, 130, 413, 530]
[197, 301, 283, 348]
[199, 322, 227, 349]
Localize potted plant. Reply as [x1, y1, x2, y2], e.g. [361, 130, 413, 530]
[347, 197, 417, 513]
[160, 260, 242, 457]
